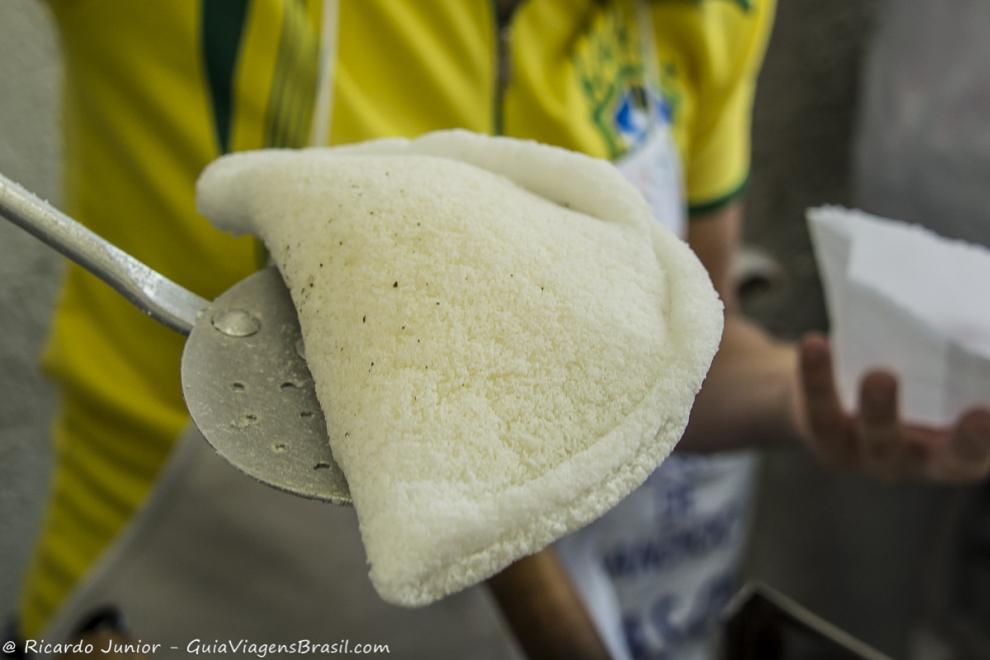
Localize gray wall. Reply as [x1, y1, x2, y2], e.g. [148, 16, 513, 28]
[0, 0, 62, 615]
[742, 2, 988, 659]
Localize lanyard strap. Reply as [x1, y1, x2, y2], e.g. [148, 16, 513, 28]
[636, 0, 663, 132]
[308, 0, 340, 147]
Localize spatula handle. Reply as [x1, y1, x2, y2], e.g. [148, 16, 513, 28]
[0, 172, 208, 335]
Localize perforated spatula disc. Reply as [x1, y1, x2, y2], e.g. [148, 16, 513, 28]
[181, 267, 351, 504]
[1, 173, 350, 502]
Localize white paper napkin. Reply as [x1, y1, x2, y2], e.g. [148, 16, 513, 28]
[808, 206, 990, 427]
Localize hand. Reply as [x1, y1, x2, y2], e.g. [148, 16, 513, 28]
[796, 333, 990, 482]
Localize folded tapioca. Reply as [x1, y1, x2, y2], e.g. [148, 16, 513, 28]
[196, 130, 723, 606]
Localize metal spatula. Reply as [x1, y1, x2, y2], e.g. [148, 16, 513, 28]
[0, 172, 350, 504]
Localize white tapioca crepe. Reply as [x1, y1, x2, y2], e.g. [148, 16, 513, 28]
[196, 130, 723, 606]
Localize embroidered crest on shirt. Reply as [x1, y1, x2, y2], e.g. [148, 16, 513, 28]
[572, 4, 681, 160]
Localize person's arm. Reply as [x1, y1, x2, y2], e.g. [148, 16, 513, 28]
[680, 201, 990, 482]
[680, 201, 803, 452]
[487, 552, 611, 660]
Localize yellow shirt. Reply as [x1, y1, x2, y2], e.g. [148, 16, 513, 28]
[20, 0, 772, 636]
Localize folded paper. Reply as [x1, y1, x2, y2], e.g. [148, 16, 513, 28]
[808, 206, 990, 426]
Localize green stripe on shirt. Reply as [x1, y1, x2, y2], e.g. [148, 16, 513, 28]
[202, 0, 251, 154]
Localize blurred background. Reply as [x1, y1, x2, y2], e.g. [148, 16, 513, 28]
[1, 1, 988, 658]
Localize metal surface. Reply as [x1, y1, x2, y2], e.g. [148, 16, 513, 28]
[0, 172, 207, 334]
[182, 267, 351, 504]
[0, 171, 349, 503]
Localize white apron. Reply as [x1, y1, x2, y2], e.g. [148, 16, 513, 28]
[554, 14, 757, 659]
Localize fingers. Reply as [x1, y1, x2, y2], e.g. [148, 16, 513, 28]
[798, 333, 854, 467]
[855, 371, 922, 479]
[925, 408, 990, 482]
[797, 332, 989, 483]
